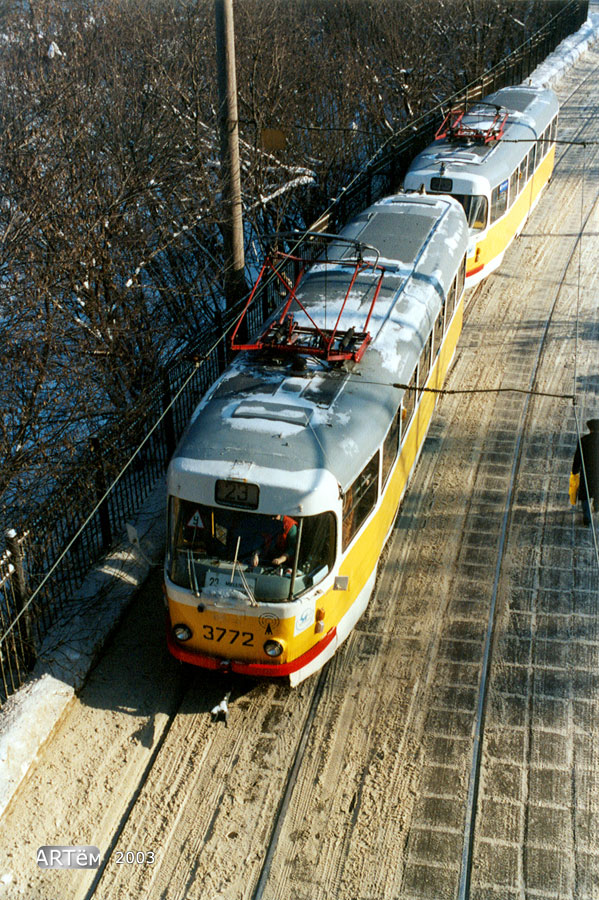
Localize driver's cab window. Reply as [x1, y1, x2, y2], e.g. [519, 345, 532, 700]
[168, 498, 335, 601]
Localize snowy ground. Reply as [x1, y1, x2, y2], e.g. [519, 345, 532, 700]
[528, 9, 599, 88]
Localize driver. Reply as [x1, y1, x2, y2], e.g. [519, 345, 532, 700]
[251, 514, 298, 568]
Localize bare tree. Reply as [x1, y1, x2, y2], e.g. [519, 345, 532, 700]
[0, 0, 566, 526]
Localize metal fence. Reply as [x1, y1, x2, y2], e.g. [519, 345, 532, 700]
[0, 0, 588, 705]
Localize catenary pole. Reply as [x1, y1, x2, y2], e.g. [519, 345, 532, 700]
[215, 0, 246, 309]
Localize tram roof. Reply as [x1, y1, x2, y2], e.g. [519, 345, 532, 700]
[405, 84, 559, 190]
[170, 194, 468, 498]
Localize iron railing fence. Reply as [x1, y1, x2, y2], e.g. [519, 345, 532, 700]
[0, 0, 588, 705]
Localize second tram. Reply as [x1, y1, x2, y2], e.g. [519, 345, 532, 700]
[404, 84, 559, 285]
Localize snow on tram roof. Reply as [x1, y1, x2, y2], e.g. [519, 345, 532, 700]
[405, 84, 559, 190]
[170, 194, 468, 494]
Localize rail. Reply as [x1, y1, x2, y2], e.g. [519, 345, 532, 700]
[0, 0, 588, 706]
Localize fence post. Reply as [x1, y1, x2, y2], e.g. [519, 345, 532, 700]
[161, 367, 176, 463]
[5, 529, 36, 669]
[90, 437, 112, 550]
[216, 335, 228, 374]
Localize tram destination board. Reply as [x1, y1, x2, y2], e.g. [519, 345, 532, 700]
[215, 479, 260, 509]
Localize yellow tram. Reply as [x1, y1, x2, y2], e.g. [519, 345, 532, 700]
[165, 193, 468, 684]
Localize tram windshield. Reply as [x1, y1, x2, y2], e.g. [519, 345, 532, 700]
[452, 193, 488, 230]
[168, 498, 336, 602]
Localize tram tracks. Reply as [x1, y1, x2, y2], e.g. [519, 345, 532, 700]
[452, 84, 599, 899]
[458, 203, 598, 898]
[251, 665, 329, 900]
[81, 667, 195, 900]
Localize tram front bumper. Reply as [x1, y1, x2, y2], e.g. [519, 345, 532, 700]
[166, 617, 337, 680]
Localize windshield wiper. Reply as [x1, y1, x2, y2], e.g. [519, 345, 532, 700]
[187, 549, 201, 597]
[238, 565, 258, 607]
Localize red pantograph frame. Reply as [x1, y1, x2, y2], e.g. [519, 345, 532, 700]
[435, 106, 508, 145]
[230, 247, 386, 364]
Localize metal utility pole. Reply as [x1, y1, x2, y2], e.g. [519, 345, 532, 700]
[215, 0, 246, 310]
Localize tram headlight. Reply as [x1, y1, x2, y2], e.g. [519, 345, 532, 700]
[173, 624, 193, 642]
[264, 639, 284, 658]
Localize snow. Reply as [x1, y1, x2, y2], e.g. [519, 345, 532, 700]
[228, 416, 302, 436]
[254, 174, 316, 208]
[528, 12, 599, 88]
[341, 438, 360, 456]
[2, 8, 599, 826]
[312, 407, 350, 427]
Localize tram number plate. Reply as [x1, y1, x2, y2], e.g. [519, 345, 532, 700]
[201, 625, 254, 646]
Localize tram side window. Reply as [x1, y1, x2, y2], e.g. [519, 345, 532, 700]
[446, 277, 456, 321]
[508, 170, 518, 208]
[457, 255, 466, 298]
[527, 147, 536, 180]
[382, 408, 401, 487]
[433, 304, 445, 359]
[551, 116, 558, 144]
[419, 333, 432, 395]
[490, 181, 508, 223]
[402, 368, 417, 432]
[342, 452, 380, 551]
[518, 158, 527, 190]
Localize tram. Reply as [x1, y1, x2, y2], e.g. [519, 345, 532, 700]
[164, 192, 468, 684]
[403, 84, 559, 285]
